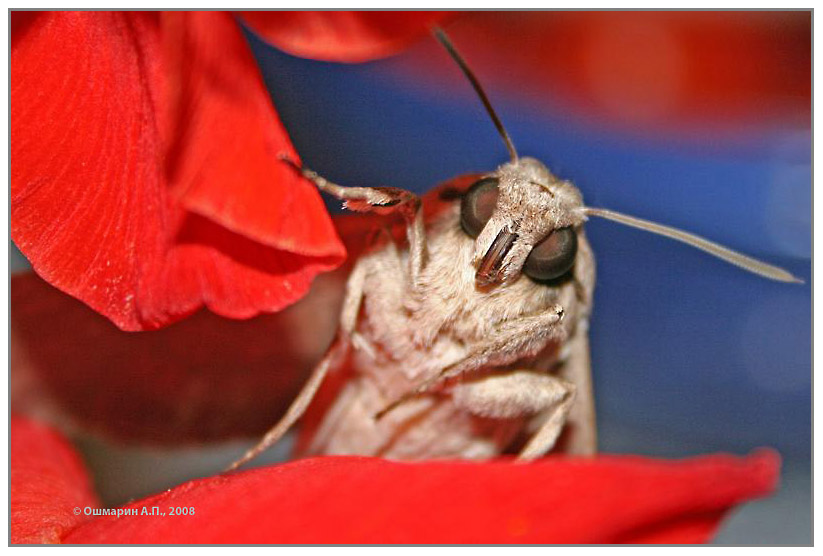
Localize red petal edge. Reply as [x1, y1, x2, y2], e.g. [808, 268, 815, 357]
[11, 415, 100, 544]
[241, 11, 453, 62]
[64, 451, 778, 544]
[11, 12, 345, 331]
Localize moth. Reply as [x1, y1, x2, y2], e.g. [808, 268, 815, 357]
[228, 28, 800, 470]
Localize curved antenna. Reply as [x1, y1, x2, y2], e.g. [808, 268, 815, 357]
[583, 207, 803, 283]
[433, 27, 518, 163]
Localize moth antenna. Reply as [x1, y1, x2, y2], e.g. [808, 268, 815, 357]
[582, 207, 803, 283]
[433, 27, 518, 163]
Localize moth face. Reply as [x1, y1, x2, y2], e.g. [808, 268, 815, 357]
[460, 157, 585, 288]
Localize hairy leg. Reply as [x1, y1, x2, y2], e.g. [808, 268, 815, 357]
[225, 263, 367, 471]
[284, 158, 427, 285]
[376, 304, 565, 418]
[450, 369, 576, 459]
[517, 377, 576, 460]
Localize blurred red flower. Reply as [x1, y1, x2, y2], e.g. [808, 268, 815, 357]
[399, 12, 810, 137]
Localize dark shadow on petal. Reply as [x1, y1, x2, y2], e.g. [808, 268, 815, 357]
[11, 271, 345, 444]
[11, 11, 41, 48]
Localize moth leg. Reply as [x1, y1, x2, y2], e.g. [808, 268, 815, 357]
[517, 377, 576, 460]
[450, 371, 576, 459]
[554, 319, 597, 455]
[225, 339, 346, 472]
[225, 263, 367, 472]
[376, 305, 566, 418]
[436, 305, 566, 383]
[283, 158, 426, 285]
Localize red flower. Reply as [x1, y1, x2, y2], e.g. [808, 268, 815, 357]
[11, 11, 445, 331]
[11, 414, 778, 544]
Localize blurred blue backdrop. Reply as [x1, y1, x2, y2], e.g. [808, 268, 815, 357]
[242, 15, 810, 465]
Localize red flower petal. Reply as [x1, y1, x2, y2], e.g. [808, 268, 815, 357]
[11, 12, 345, 331]
[11, 415, 100, 544]
[241, 11, 453, 62]
[160, 12, 342, 258]
[10, 214, 384, 443]
[63, 452, 778, 544]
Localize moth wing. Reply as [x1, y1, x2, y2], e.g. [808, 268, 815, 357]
[556, 321, 597, 455]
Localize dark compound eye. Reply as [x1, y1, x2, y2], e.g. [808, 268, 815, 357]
[460, 177, 499, 238]
[523, 227, 578, 282]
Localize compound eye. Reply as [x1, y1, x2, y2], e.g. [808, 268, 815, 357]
[523, 227, 578, 281]
[460, 178, 499, 238]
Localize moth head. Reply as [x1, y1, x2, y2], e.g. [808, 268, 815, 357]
[461, 157, 586, 288]
[437, 27, 801, 287]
